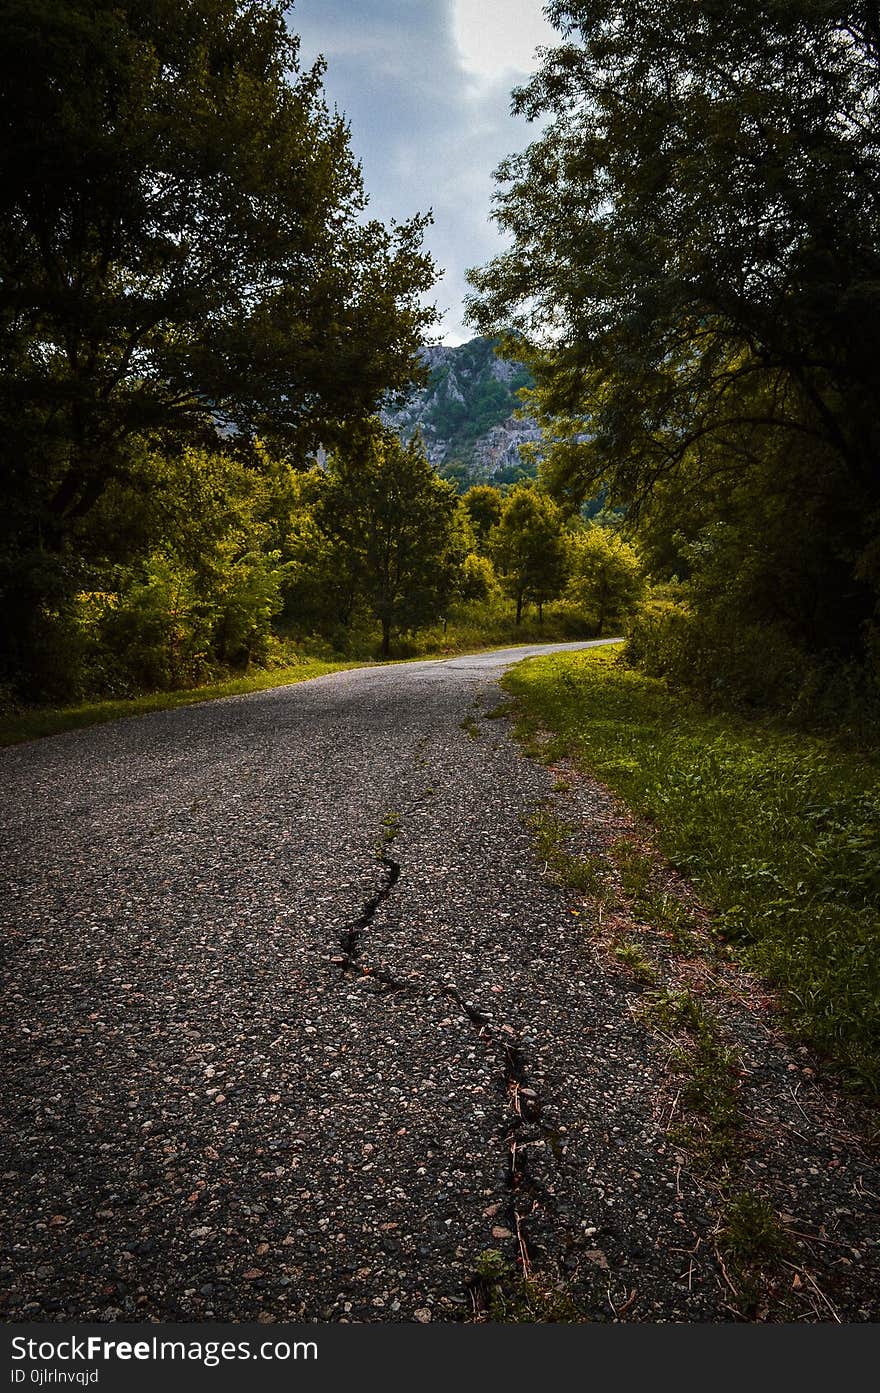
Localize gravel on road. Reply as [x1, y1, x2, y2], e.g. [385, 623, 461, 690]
[1, 641, 877, 1322]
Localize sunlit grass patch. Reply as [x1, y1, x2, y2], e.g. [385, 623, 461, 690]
[504, 647, 880, 1095]
[0, 657, 364, 747]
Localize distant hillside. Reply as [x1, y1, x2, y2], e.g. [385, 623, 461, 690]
[382, 336, 541, 486]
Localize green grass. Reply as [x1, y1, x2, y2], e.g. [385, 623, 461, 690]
[503, 646, 880, 1095]
[527, 804, 609, 896]
[0, 657, 365, 747]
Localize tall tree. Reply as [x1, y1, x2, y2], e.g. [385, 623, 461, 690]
[467, 0, 880, 659]
[0, 0, 436, 687]
[315, 426, 459, 657]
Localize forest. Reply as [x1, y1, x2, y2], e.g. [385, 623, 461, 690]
[468, 0, 880, 732]
[2, 0, 879, 737]
[0, 0, 639, 711]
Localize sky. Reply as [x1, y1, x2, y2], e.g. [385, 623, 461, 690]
[290, 0, 558, 345]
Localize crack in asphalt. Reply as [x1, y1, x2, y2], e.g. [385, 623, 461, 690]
[338, 855, 401, 962]
[330, 814, 561, 1283]
[444, 984, 557, 1275]
[331, 855, 408, 993]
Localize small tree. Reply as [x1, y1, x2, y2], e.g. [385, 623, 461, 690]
[459, 552, 498, 603]
[567, 527, 644, 635]
[490, 485, 567, 623]
[462, 485, 503, 554]
[316, 426, 459, 656]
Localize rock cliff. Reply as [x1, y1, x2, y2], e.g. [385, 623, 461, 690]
[382, 336, 540, 485]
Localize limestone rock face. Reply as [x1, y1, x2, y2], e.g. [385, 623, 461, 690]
[382, 335, 539, 483]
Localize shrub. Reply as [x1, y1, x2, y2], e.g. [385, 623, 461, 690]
[625, 595, 808, 712]
[98, 557, 214, 692]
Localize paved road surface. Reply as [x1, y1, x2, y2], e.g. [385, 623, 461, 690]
[2, 641, 876, 1322]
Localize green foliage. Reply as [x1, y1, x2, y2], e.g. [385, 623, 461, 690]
[611, 938, 656, 984]
[459, 553, 498, 603]
[624, 596, 810, 714]
[400, 595, 593, 658]
[490, 485, 568, 622]
[0, 440, 291, 700]
[462, 485, 504, 552]
[0, 0, 435, 695]
[503, 647, 880, 1094]
[98, 557, 213, 692]
[438, 460, 472, 493]
[313, 425, 460, 657]
[467, 0, 880, 687]
[567, 526, 644, 635]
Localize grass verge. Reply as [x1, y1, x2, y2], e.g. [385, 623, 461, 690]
[503, 646, 880, 1095]
[0, 658, 365, 747]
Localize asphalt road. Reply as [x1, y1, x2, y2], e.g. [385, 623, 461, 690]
[1, 640, 876, 1323]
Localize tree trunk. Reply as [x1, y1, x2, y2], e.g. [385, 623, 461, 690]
[381, 619, 391, 657]
[515, 593, 523, 624]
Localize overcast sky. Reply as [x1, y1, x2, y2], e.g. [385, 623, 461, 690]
[290, 0, 558, 345]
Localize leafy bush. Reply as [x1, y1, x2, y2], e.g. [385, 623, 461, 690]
[98, 557, 214, 692]
[212, 550, 285, 668]
[625, 594, 808, 711]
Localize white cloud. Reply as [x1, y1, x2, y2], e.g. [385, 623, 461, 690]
[452, 0, 556, 79]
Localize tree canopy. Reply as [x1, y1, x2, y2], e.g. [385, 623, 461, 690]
[0, 0, 436, 687]
[567, 525, 644, 636]
[467, 1, 880, 664]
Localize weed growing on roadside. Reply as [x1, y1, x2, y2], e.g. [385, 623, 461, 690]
[612, 938, 657, 984]
[471, 1250, 583, 1323]
[377, 810, 400, 855]
[642, 988, 742, 1168]
[720, 1192, 790, 1267]
[527, 806, 608, 897]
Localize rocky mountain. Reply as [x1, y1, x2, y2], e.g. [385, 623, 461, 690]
[382, 335, 542, 486]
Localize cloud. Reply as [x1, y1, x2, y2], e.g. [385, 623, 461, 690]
[452, 0, 556, 79]
[289, 0, 554, 344]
